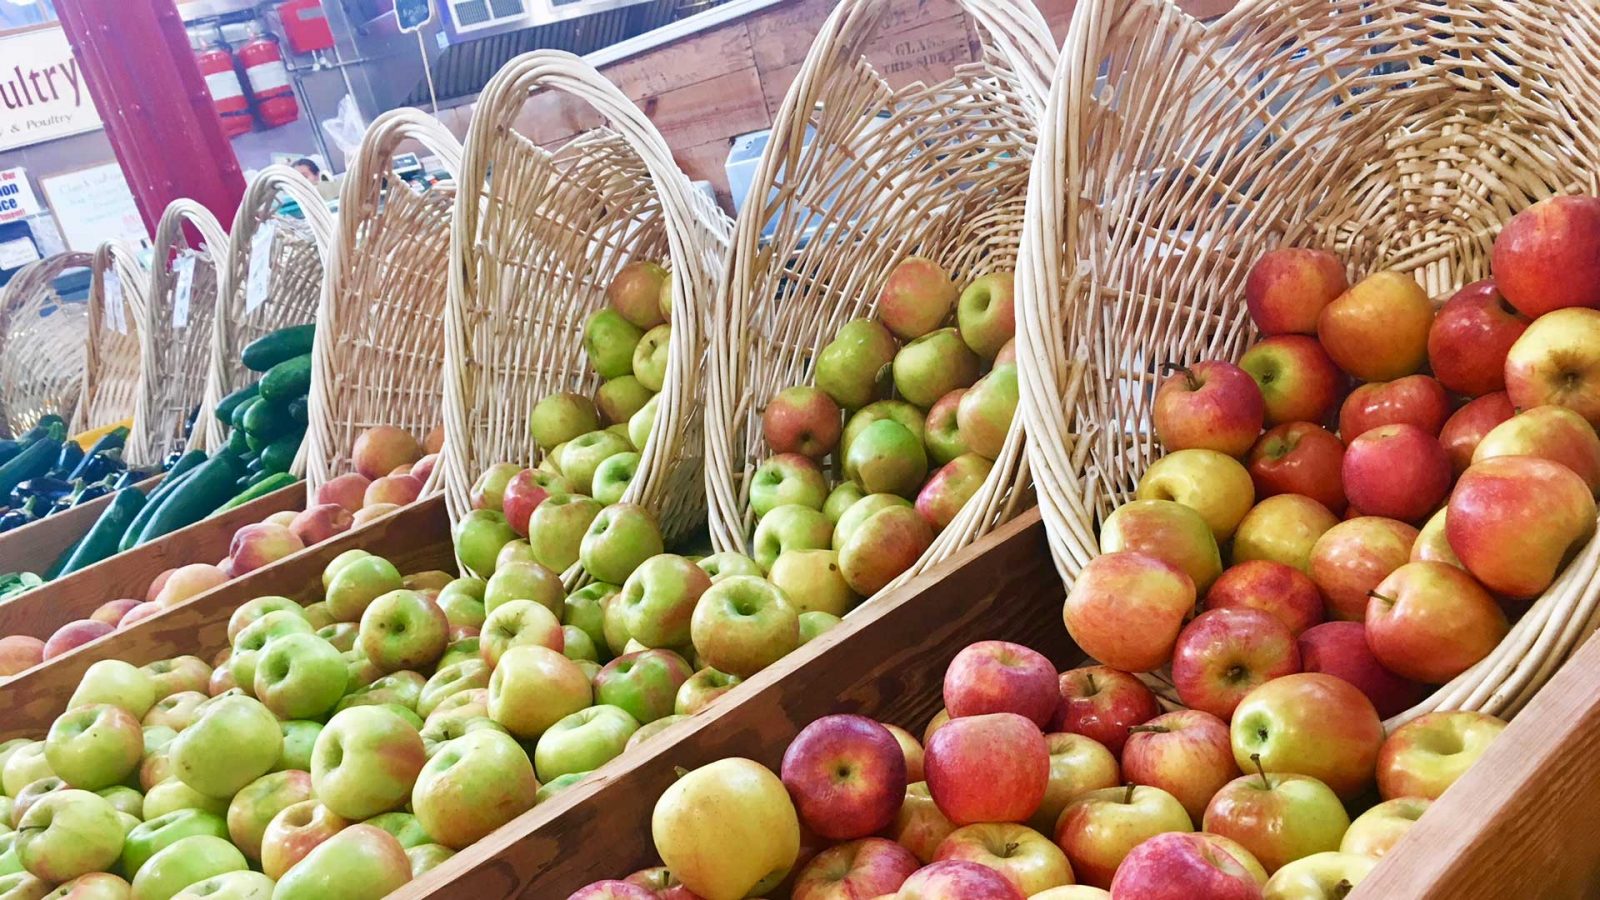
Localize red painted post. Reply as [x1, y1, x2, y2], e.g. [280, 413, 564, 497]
[55, 0, 246, 238]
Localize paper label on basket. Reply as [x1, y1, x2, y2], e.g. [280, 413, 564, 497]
[246, 221, 275, 315]
[104, 270, 127, 335]
[172, 255, 195, 329]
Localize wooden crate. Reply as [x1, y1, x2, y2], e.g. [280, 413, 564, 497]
[0, 495, 452, 740]
[0, 475, 162, 574]
[0, 482, 306, 643]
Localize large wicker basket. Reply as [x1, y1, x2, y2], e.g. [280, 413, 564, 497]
[703, 0, 1056, 599]
[71, 241, 150, 435]
[304, 109, 462, 500]
[441, 50, 732, 579]
[205, 165, 336, 472]
[1017, 0, 1600, 729]
[127, 200, 229, 467]
[0, 253, 90, 437]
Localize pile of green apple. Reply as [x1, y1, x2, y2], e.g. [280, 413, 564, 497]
[738, 256, 1019, 602]
[568, 638, 1507, 899]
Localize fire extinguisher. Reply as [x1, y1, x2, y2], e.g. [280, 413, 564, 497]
[238, 21, 299, 129]
[191, 26, 252, 137]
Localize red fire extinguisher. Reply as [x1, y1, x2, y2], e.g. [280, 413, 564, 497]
[191, 26, 252, 137]
[238, 21, 299, 129]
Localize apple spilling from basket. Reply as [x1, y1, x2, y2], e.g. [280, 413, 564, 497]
[0, 426, 444, 680]
[0, 540, 750, 899]
[569, 638, 1505, 899]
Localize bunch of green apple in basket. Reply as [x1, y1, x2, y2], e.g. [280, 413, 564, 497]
[567, 634, 1509, 900]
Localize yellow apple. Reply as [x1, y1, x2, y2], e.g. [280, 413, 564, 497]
[651, 758, 799, 900]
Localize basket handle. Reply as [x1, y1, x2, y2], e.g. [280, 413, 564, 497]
[75, 241, 149, 434]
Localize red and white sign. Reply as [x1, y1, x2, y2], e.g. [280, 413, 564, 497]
[0, 27, 103, 152]
[0, 167, 43, 225]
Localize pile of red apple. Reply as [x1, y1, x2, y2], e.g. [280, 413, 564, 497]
[570, 638, 1506, 899]
[0, 425, 444, 680]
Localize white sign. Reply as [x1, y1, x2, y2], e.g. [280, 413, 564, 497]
[245, 220, 275, 314]
[0, 27, 102, 152]
[39, 164, 145, 251]
[172, 254, 194, 328]
[103, 268, 127, 335]
[0, 237, 40, 269]
[0, 167, 42, 225]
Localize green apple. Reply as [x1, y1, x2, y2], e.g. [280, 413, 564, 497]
[405, 843, 453, 878]
[259, 800, 348, 880]
[580, 504, 664, 584]
[325, 556, 405, 623]
[841, 400, 925, 459]
[419, 714, 504, 760]
[300, 603, 335, 629]
[484, 561, 564, 620]
[121, 808, 230, 878]
[226, 598, 305, 646]
[749, 455, 829, 517]
[411, 729, 538, 850]
[596, 377, 654, 427]
[453, 510, 518, 580]
[615, 554, 712, 649]
[690, 576, 800, 677]
[766, 549, 857, 616]
[467, 463, 520, 513]
[696, 552, 762, 582]
[170, 870, 275, 899]
[271, 824, 412, 900]
[594, 650, 693, 724]
[1202, 766, 1350, 874]
[626, 715, 688, 751]
[956, 271, 1016, 359]
[435, 639, 480, 672]
[41, 871, 131, 898]
[363, 812, 431, 849]
[822, 482, 866, 524]
[15, 790, 123, 884]
[923, 388, 969, 466]
[957, 363, 1018, 460]
[336, 671, 425, 714]
[632, 325, 672, 392]
[583, 309, 645, 380]
[95, 786, 142, 820]
[562, 626, 598, 662]
[892, 327, 980, 408]
[312, 706, 425, 820]
[417, 661, 489, 720]
[657, 269, 674, 324]
[844, 420, 927, 497]
[798, 611, 842, 644]
[480, 600, 563, 668]
[436, 579, 487, 632]
[321, 549, 371, 590]
[141, 780, 226, 821]
[533, 705, 638, 782]
[652, 758, 800, 900]
[252, 634, 344, 720]
[838, 505, 934, 596]
[142, 656, 212, 702]
[533, 772, 586, 805]
[129, 835, 246, 900]
[815, 319, 898, 410]
[313, 622, 358, 654]
[358, 590, 448, 673]
[69, 661, 156, 719]
[170, 696, 281, 800]
[2, 744, 50, 798]
[0, 831, 18, 876]
[592, 452, 641, 506]
[563, 582, 617, 655]
[751, 505, 832, 571]
[526, 495, 603, 573]
[627, 395, 660, 452]
[44, 705, 142, 791]
[530, 393, 602, 454]
[487, 646, 591, 740]
[607, 423, 634, 448]
[275, 721, 321, 773]
[230, 611, 315, 693]
[225, 770, 311, 864]
[0, 872, 46, 898]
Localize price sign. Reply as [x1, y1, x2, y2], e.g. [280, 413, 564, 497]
[104, 269, 127, 334]
[395, 0, 433, 33]
[172, 254, 195, 329]
[245, 221, 276, 314]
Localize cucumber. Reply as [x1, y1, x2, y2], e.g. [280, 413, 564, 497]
[242, 324, 315, 373]
[214, 381, 259, 423]
[259, 353, 312, 402]
[132, 454, 244, 545]
[231, 396, 258, 433]
[226, 427, 250, 456]
[116, 450, 208, 551]
[288, 396, 308, 428]
[243, 397, 294, 440]
[57, 488, 146, 577]
[260, 432, 303, 474]
[210, 472, 298, 516]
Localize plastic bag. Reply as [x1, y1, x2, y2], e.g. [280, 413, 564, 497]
[320, 94, 368, 168]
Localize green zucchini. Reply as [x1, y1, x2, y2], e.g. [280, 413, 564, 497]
[0, 438, 62, 499]
[260, 432, 303, 475]
[57, 488, 146, 577]
[215, 381, 260, 423]
[210, 472, 297, 516]
[132, 454, 244, 545]
[242, 324, 315, 373]
[44, 534, 85, 580]
[259, 353, 312, 402]
[116, 451, 207, 551]
[243, 398, 294, 440]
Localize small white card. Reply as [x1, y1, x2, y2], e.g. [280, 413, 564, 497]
[245, 221, 276, 314]
[172, 254, 195, 329]
[104, 270, 127, 335]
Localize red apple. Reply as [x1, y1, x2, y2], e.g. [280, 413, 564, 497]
[1052, 784, 1194, 889]
[764, 386, 844, 460]
[1366, 561, 1509, 685]
[1152, 361, 1265, 458]
[1447, 455, 1598, 598]
[1245, 423, 1346, 514]
[1245, 248, 1348, 336]
[1376, 711, 1507, 801]
[1122, 709, 1238, 823]
[502, 469, 571, 537]
[1062, 552, 1194, 673]
[1171, 608, 1300, 720]
[1317, 270, 1434, 382]
[1307, 516, 1418, 622]
[1411, 508, 1462, 569]
[1230, 673, 1383, 800]
[1427, 280, 1529, 396]
[1203, 561, 1323, 636]
[1341, 424, 1451, 524]
[1238, 336, 1344, 427]
[924, 713, 1048, 826]
[569, 882, 656, 900]
[1109, 831, 1266, 900]
[943, 641, 1059, 728]
[1296, 621, 1427, 719]
[1491, 194, 1600, 318]
[792, 837, 918, 900]
[1504, 307, 1600, 426]
[43, 619, 114, 659]
[1054, 665, 1160, 756]
[1439, 392, 1515, 476]
[0, 635, 45, 675]
[896, 860, 1024, 900]
[780, 714, 907, 841]
[1338, 375, 1450, 440]
[1472, 405, 1600, 495]
[933, 822, 1072, 896]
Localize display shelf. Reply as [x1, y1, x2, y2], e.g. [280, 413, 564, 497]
[0, 474, 162, 575]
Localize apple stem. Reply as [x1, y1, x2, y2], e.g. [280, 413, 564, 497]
[1085, 672, 1098, 694]
[1124, 782, 1136, 804]
[1005, 842, 1020, 856]
[1161, 361, 1200, 391]
[1128, 725, 1170, 735]
[1332, 879, 1353, 899]
[1251, 753, 1270, 789]
[1367, 590, 1395, 605]
[673, 766, 689, 780]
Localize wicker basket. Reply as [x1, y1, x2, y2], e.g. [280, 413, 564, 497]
[0, 253, 90, 437]
[703, 0, 1057, 599]
[206, 165, 336, 472]
[441, 50, 732, 579]
[1016, 0, 1600, 729]
[71, 241, 150, 435]
[304, 109, 463, 499]
[127, 200, 229, 467]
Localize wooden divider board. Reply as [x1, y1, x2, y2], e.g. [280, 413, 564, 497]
[0, 496, 454, 740]
[397, 507, 1078, 897]
[0, 483, 306, 642]
[0, 475, 163, 575]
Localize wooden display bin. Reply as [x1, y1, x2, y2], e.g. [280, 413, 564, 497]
[0, 475, 162, 575]
[0, 494, 449, 739]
